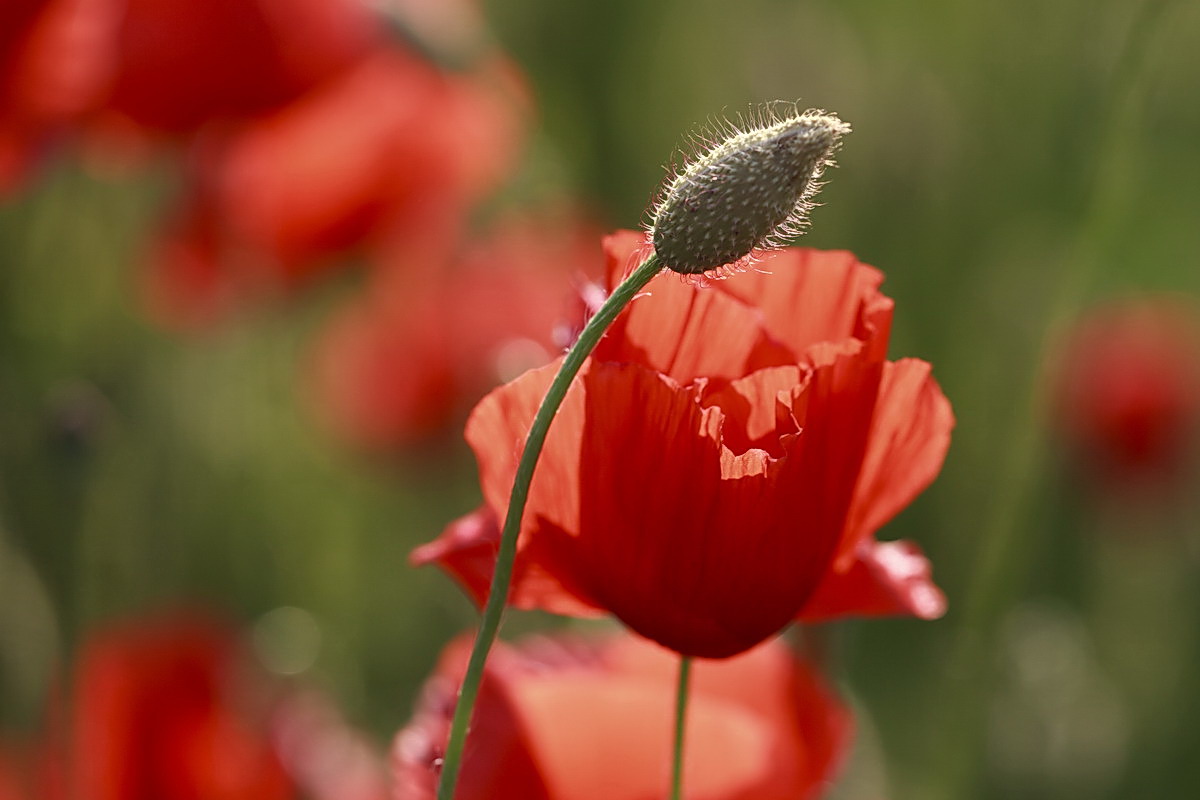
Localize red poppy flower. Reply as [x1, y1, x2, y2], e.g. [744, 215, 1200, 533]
[310, 215, 599, 446]
[0, 614, 389, 800]
[87, 0, 377, 139]
[0, 0, 108, 192]
[415, 231, 953, 658]
[142, 48, 527, 323]
[393, 632, 852, 800]
[1052, 297, 1200, 491]
[211, 49, 525, 272]
[65, 615, 294, 800]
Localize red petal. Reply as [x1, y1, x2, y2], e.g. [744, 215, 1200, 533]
[510, 667, 774, 800]
[717, 248, 894, 364]
[596, 232, 793, 383]
[461, 340, 880, 657]
[700, 365, 806, 457]
[567, 360, 874, 657]
[836, 358, 954, 568]
[600, 230, 654, 288]
[464, 357, 580, 542]
[395, 633, 854, 800]
[799, 539, 947, 621]
[605, 636, 854, 799]
[391, 637, 551, 800]
[410, 508, 603, 618]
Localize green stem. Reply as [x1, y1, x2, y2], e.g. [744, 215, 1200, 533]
[670, 656, 693, 800]
[436, 253, 662, 800]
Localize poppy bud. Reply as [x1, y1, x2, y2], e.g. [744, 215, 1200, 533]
[649, 106, 849, 276]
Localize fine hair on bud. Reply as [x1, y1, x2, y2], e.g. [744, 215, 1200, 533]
[648, 104, 850, 276]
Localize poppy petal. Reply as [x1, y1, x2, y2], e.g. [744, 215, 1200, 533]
[565, 359, 873, 657]
[837, 358, 954, 567]
[716, 248, 894, 362]
[464, 357, 580, 541]
[596, 232, 794, 384]
[700, 365, 806, 457]
[410, 507, 603, 617]
[799, 539, 947, 621]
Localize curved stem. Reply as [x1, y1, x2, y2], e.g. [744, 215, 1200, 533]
[436, 253, 663, 800]
[670, 656, 693, 800]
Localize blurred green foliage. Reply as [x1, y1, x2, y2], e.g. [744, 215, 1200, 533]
[3, 0, 1200, 797]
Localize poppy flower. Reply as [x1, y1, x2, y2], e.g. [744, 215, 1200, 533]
[0, 0, 108, 192]
[65, 615, 295, 800]
[211, 49, 524, 273]
[87, 0, 377, 139]
[1051, 297, 1200, 492]
[310, 215, 600, 447]
[393, 631, 852, 800]
[142, 48, 527, 323]
[0, 612, 391, 800]
[415, 231, 953, 658]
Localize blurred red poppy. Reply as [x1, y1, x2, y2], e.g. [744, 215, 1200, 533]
[0, 0, 108, 192]
[88, 0, 377, 139]
[0, 613, 389, 800]
[393, 632, 852, 800]
[415, 231, 953, 658]
[211, 50, 525, 272]
[310, 215, 599, 447]
[143, 49, 527, 323]
[1052, 297, 1200, 492]
[65, 616, 294, 800]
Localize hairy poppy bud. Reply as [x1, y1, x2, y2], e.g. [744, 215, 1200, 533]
[649, 106, 850, 276]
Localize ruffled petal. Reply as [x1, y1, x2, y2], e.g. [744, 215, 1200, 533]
[798, 539, 947, 621]
[700, 365, 806, 457]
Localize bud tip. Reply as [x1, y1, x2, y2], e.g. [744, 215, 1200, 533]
[648, 104, 850, 277]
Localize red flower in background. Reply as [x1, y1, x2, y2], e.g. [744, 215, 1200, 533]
[393, 632, 851, 800]
[210, 51, 524, 271]
[3, 0, 530, 325]
[0, 0, 108, 192]
[311, 215, 600, 446]
[0, 614, 388, 800]
[88, 0, 377, 140]
[3, 0, 384, 189]
[415, 232, 953, 658]
[67, 616, 293, 800]
[1052, 297, 1200, 492]
[143, 48, 527, 325]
